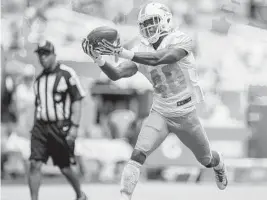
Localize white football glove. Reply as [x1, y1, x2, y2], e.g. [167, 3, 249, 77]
[96, 39, 123, 56]
[96, 39, 134, 60]
[82, 38, 105, 66]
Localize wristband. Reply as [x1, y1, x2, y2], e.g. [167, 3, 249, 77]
[120, 48, 134, 60]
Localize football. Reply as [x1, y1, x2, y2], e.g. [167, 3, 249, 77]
[86, 26, 118, 49]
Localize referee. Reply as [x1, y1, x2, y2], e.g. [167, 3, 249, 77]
[28, 40, 87, 200]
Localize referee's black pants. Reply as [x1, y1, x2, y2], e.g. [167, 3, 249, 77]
[29, 120, 75, 168]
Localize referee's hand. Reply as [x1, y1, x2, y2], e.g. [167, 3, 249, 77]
[65, 126, 78, 148]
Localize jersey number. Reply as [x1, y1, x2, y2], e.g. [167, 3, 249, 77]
[150, 64, 186, 97]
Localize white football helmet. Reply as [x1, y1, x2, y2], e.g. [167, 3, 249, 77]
[138, 2, 173, 44]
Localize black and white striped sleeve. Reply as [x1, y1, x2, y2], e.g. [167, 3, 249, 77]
[62, 66, 86, 102]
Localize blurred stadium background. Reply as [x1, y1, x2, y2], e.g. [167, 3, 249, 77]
[1, 0, 267, 199]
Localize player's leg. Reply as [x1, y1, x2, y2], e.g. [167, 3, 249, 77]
[168, 109, 227, 190]
[48, 123, 87, 200]
[28, 121, 49, 200]
[120, 110, 169, 200]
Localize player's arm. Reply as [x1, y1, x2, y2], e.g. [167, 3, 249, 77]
[82, 39, 138, 81]
[98, 34, 193, 66]
[99, 61, 138, 81]
[132, 47, 187, 66]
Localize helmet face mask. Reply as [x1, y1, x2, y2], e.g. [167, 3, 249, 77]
[139, 16, 161, 43]
[138, 2, 173, 44]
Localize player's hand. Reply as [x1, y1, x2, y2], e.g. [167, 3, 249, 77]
[96, 39, 123, 56]
[97, 39, 134, 60]
[82, 38, 102, 60]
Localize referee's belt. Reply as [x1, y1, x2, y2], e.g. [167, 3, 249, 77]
[176, 96, 192, 106]
[37, 119, 70, 127]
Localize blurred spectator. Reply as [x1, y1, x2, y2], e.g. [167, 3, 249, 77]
[23, 0, 57, 43]
[9, 21, 22, 51]
[14, 64, 36, 138]
[99, 100, 115, 138]
[249, 0, 267, 25]
[1, 69, 17, 130]
[107, 105, 137, 139]
[1, 65, 35, 179]
[1, 49, 18, 179]
[71, 0, 104, 16]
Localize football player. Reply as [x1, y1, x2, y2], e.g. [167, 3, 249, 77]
[82, 2, 228, 200]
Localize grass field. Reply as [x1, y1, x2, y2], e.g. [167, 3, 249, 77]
[2, 182, 267, 200]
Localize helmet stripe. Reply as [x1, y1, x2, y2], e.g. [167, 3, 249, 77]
[139, 3, 148, 16]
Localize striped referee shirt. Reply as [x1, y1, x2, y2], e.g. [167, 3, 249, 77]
[34, 63, 85, 122]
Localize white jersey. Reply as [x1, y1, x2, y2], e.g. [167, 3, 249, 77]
[132, 29, 204, 117]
